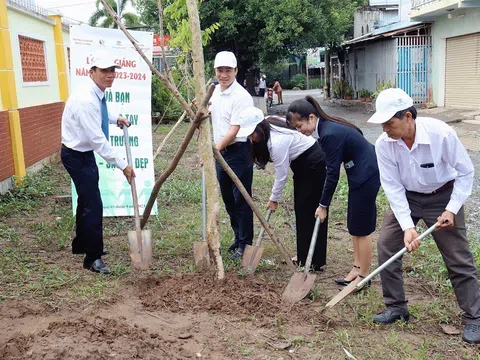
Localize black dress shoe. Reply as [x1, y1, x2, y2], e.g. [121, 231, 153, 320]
[229, 248, 244, 260]
[227, 242, 239, 254]
[373, 309, 409, 324]
[463, 324, 480, 344]
[102, 248, 109, 256]
[83, 258, 111, 274]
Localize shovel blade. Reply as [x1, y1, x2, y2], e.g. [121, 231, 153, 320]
[324, 277, 362, 309]
[193, 241, 210, 269]
[128, 229, 152, 269]
[241, 245, 264, 274]
[282, 272, 317, 303]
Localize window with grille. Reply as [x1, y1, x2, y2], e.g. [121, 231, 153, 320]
[18, 35, 48, 83]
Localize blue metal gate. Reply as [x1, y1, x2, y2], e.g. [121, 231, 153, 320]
[397, 35, 432, 104]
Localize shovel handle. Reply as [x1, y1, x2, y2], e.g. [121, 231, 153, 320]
[123, 126, 143, 258]
[254, 209, 272, 247]
[356, 222, 440, 288]
[304, 217, 322, 275]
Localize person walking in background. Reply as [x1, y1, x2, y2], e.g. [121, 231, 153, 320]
[210, 51, 255, 260]
[368, 88, 480, 344]
[287, 96, 380, 291]
[258, 75, 267, 98]
[273, 79, 283, 105]
[236, 108, 328, 270]
[61, 50, 135, 275]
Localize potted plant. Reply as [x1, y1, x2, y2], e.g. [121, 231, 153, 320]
[343, 83, 354, 100]
[333, 80, 343, 99]
[359, 89, 368, 102]
[365, 91, 373, 103]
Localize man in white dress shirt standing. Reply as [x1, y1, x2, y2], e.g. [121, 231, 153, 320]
[368, 88, 480, 344]
[61, 51, 135, 274]
[210, 51, 254, 259]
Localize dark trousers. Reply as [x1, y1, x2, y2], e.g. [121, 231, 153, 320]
[290, 143, 328, 270]
[61, 147, 103, 261]
[215, 142, 254, 249]
[378, 188, 480, 323]
[259, 88, 265, 97]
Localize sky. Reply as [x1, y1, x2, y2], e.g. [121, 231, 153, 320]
[35, 0, 136, 25]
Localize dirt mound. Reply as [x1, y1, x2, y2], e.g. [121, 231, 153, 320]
[138, 272, 325, 324]
[0, 316, 181, 360]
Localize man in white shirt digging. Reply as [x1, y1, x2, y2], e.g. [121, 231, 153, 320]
[368, 88, 480, 344]
[61, 50, 135, 274]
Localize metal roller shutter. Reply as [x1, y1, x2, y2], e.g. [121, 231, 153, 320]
[445, 32, 480, 108]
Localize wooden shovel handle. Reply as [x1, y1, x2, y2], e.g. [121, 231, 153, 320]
[123, 126, 143, 260]
[213, 147, 296, 273]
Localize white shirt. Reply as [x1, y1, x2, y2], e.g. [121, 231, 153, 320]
[375, 117, 474, 231]
[61, 78, 128, 170]
[259, 79, 266, 89]
[210, 80, 254, 144]
[269, 125, 316, 201]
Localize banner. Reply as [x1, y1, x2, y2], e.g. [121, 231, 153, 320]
[70, 25, 157, 217]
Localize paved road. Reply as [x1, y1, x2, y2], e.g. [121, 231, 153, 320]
[264, 90, 480, 236]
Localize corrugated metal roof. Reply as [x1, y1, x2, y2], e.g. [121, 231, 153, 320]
[343, 20, 428, 46]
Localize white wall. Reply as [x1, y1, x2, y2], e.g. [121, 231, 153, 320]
[354, 9, 398, 38]
[431, 8, 480, 106]
[8, 8, 60, 109]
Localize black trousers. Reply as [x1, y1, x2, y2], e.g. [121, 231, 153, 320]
[61, 147, 103, 261]
[215, 142, 254, 249]
[290, 142, 328, 270]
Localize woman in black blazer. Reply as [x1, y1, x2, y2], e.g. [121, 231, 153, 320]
[287, 96, 380, 290]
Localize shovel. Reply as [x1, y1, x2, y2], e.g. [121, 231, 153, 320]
[192, 167, 210, 268]
[282, 216, 322, 303]
[241, 209, 272, 274]
[324, 221, 442, 309]
[123, 126, 152, 269]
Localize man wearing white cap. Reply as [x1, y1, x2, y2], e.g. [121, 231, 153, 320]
[210, 51, 254, 259]
[61, 50, 135, 274]
[368, 88, 480, 343]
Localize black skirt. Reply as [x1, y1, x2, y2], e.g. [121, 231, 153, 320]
[290, 142, 328, 270]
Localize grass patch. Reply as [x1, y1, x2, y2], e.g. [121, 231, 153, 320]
[0, 166, 58, 217]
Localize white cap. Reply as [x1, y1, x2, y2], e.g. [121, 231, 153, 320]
[90, 50, 121, 70]
[262, 74, 266, 79]
[367, 88, 413, 124]
[214, 51, 237, 68]
[236, 107, 265, 137]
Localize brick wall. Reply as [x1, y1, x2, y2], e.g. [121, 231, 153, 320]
[19, 102, 64, 167]
[0, 111, 15, 181]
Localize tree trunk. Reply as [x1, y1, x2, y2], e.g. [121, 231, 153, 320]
[186, 0, 224, 280]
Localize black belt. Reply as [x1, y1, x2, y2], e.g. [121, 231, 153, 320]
[408, 180, 455, 196]
[221, 142, 245, 153]
[61, 144, 70, 150]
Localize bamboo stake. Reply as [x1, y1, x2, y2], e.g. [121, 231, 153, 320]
[153, 106, 189, 160]
[212, 147, 296, 273]
[140, 84, 216, 229]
